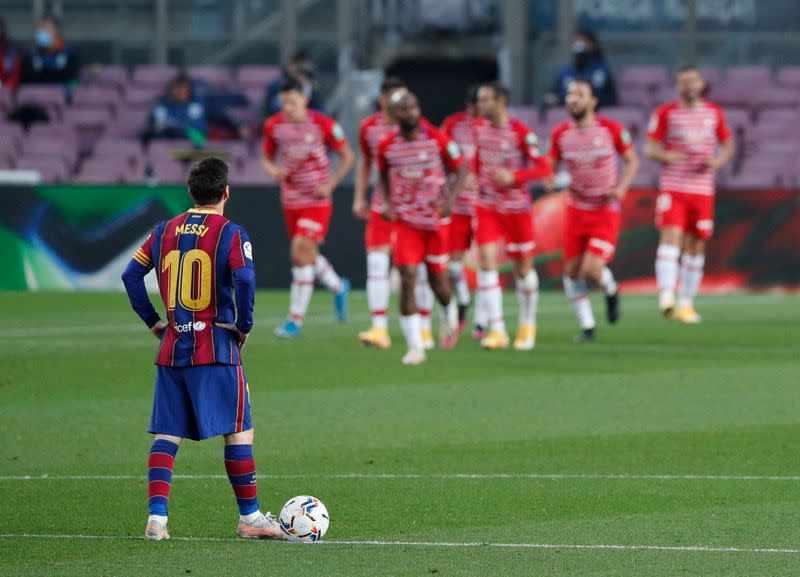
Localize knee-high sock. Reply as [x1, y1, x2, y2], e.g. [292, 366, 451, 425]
[399, 314, 423, 351]
[474, 277, 489, 328]
[415, 264, 434, 332]
[448, 261, 471, 306]
[678, 254, 705, 308]
[599, 267, 618, 296]
[655, 244, 680, 299]
[564, 276, 595, 330]
[289, 265, 315, 325]
[148, 438, 179, 517]
[366, 251, 390, 330]
[315, 254, 342, 293]
[478, 270, 505, 332]
[224, 444, 260, 517]
[516, 270, 539, 327]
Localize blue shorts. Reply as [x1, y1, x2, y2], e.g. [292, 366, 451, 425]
[150, 364, 252, 441]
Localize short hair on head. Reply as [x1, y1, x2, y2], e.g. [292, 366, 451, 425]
[482, 81, 509, 101]
[187, 157, 228, 205]
[279, 74, 305, 94]
[466, 84, 480, 106]
[677, 64, 700, 75]
[380, 76, 406, 94]
[569, 77, 596, 97]
[291, 49, 310, 63]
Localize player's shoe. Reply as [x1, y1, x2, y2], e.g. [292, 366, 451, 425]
[439, 321, 459, 350]
[401, 348, 426, 365]
[659, 293, 675, 319]
[274, 319, 301, 338]
[237, 512, 285, 540]
[674, 305, 702, 324]
[358, 326, 392, 349]
[606, 291, 620, 324]
[457, 304, 469, 333]
[513, 324, 536, 351]
[481, 328, 510, 350]
[334, 278, 350, 322]
[145, 517, 169, 541]
[421, 328, 435, 350]
[573, 327, 596, 343]
[472, 324, 486, 340]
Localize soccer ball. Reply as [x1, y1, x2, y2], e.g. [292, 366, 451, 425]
[279, 495, 329, 542]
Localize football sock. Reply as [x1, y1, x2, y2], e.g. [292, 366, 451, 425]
[366, 251, 390, 330]
[564, 276, 596, 330]
[599, 267, 618, 296]
[655, 244, 680, 301]
[147, 438, 179, 517]
[315, 254, 343, 293]
[400, 314, 423, 351]
[479, 270, 505, 332]
[439, 298, 458, 331]
[224, 444, 260, 517]
[448, 261, 471, 306]
[678, 254, 705, 308]
[515, 270, 539, 326]
[415, 264, 434, 332]
[474, 276, 489, 328]
[289, 265, 315, 325]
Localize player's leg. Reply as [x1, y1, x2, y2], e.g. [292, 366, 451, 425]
[415, 263, 436, 350]
[582, 252, 619, 324]
[507, 212, 538, 351]
[675, 234, 706, 323]
[393, 221, 426, 364]
[359, 212, 393, 348]
[426, 224, 458, 349]
[563, 255, 596, 342]
[655, 192, 684, 317]
[302, 206, 349, 322]
[476, 208, 508, 349]
[584, 210, 621, 324]
[276, 234, 317, 337]
[448, 214, 473, 332]
[145, 433, 181, 540]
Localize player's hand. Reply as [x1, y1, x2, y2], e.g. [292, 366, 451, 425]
[542, 176, 556, 193]
[352, 196, 369, 220]
[440, 200, 453, 219]
[706, 156, 725, 171]
[464, 173, 478, 190]
[381, 206, 395, 222]
[610, 186, 626, 200]
[492, 168, 515, 188]
[149, 320, 168, 340]
[314, 181, 334, 199]
[269, 167, 287, 183]
[215, 322, 249, 350]
[662, 150, 686, 164]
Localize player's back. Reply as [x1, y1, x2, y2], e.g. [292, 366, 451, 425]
[148, 208, 251, 367]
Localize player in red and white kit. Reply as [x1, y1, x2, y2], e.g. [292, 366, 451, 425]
[353, 77, 407, 349]
[262, 76, 355, 338]
[550, 79, 640, 342]
[376, 92, 467, 365]
[440, 85, 480, 335]
[473, 82, 552, 351]
[645, 66, 734, 323]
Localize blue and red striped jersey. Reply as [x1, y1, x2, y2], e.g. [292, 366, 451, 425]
[122, 208, 256, 367]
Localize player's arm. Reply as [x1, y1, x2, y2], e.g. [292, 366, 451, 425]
[611, 123, 639, 200]
[260, 119, 286, 182]
[352, 123, 372, 219]
[500, 129, 553, 187]
[217, 228, 256, 349]
[708, 111, 734, 171]
[439, 134, 467, 217]
[317, 119, 355, 199]
[644, 108, 685, 165]
[376, 139, 394, 221]
[121, 231, 166, 339]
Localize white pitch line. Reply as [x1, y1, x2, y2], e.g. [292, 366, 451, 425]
[3, 472, 800, 482]
[0, 533, 798, 555]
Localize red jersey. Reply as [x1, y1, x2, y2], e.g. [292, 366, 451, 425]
[550, 115, 633, 212]
[376, 118, 464, 231]
[473, 116, 551, 213]
[441, 110, 478, 216]
[359, 111, 399, 213]
[647, 99, 731, 196]
[262, 110, 348, 209]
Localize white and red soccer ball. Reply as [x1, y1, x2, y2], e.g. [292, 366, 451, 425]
[279, 495, 329, 542]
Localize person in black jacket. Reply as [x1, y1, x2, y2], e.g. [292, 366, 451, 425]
[21, 15, 79, 87]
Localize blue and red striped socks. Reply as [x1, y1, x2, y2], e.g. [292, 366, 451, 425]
[147, 438, 179, 517]
[224, 444, 260, 516]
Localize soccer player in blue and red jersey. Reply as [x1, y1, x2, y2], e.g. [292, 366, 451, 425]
[122, 157, 283, 541]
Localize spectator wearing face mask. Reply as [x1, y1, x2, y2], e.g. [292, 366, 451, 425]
[0, 17, 22, 93]
[553, 29, 617, 108]
[21, 15, 79, 87]
[263, 50, 323, 117]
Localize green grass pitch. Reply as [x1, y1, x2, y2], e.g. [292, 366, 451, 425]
[1, 290, 799, 576]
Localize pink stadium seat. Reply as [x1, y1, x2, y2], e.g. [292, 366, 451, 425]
[698, 67, 721, 88]
[22, 137, 80, 168]
[74, 160, 127, 184]
[125, 86, 162, 107]
[147, 139, 195, 162]
[16, 85, 67, 120]
[237, 66, 281, 89]
[16, 156, 70, 183]
[133, 65, 178, 86]
[105, 105, 150, 137]
[619, 66, 669, 90]
[80, 65, 129, 89]
[757, 109, 800, 126]
[618, 85, 651, 108]
[150, 158, 188, 184]
[722, 107, 751, 131]
[598, 106, 646, 135]
[229, 160, 274, 186]
[93, 138, 145, 167]
[188, 66, 234, 86]
[754, 87, 800, 110]
[72, 85, 123, 114]
[776, 67, 800, 87]
[725, 66, 772, 88]
[0, 140, 19, 168]
[507, 106, 539, 131]
[63, 107, 114, 131]
[542, 107, 569, 128]
[0, 122, 25, 151]
[27, 122, 76, 141]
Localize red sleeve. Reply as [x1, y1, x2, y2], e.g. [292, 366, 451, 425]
[316, 112, 348, 152]
[432, 125, 464, 172]
[440, 114, 455, 139]
[549, 124, 564, 165]
[262, 116, 277, 158]
[132, 229, 155, 270]
[647, 106, 668, 142]
[604, 117, 633, 155]
[358, 118, 371, 159]
[512, 122, 552, 185]
[375, 134, 392, 173]
[1, 51, 21, 92]
[228, 229, 246, 271]
[715, 106, 731, 143]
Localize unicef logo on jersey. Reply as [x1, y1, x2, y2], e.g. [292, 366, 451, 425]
[175, 321, 207, 333]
